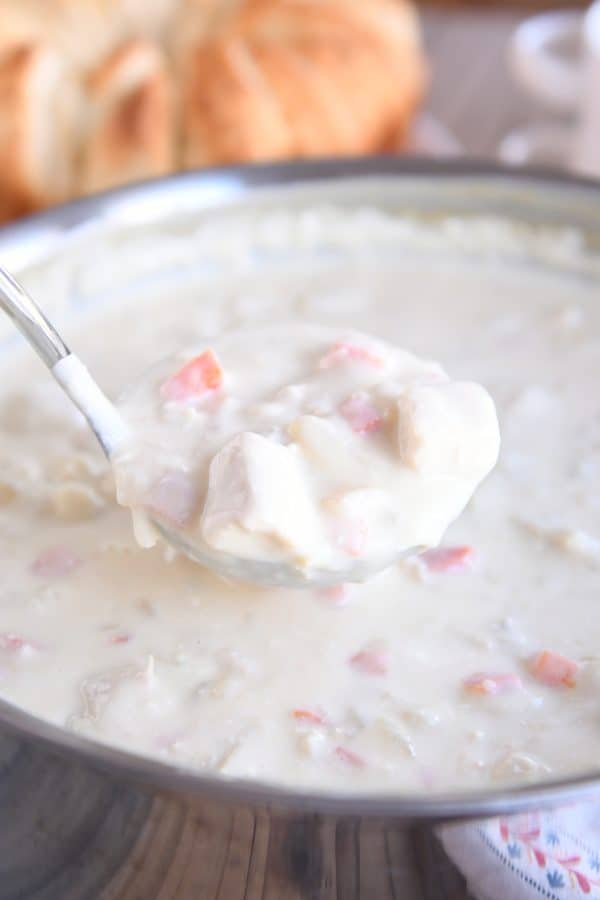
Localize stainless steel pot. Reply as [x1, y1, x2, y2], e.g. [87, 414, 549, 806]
[0, 158, 598, 899]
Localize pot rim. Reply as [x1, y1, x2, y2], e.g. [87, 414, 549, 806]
[1, 155, 599, 821]
[1, 154, 599, 264]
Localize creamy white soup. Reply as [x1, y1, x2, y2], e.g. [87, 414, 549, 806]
[111, 325, 499, 584]
[0, 209, 598, 795]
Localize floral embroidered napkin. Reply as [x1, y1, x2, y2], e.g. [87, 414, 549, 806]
[439, 802, 600, 899]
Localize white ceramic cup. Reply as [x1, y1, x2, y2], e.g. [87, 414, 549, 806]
[501, 2, 600, 177]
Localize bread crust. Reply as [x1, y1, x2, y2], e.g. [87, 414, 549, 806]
[0, 0, 179, 70]
[0, 0, 427, 221]
[182, 0, 427, 167]
[0, 43, 80, 219]
[81, 40, 174, 194]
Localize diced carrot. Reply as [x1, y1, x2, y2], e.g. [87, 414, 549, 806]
[0, 633, 39, 654]
[31, 546, 80, 578]
[0, 634, 24, 652]
[110, 633, 132, 645]
[529, 650, 580, 688]
[349, 648, 389, 676]
[420, 545, 475, 574]
[319, 341, 384, 370]
[339, 393, 382, 434]
[293, 708, 327, 725]
[161, 349, 223, 402]
[335, 746, 366, 768]
[463, 672, 522, 696]
[319, 584, 351, 607]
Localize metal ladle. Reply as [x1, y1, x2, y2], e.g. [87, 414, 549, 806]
[0, 266, 410, 588]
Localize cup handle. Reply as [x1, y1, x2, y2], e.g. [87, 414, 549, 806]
[509, 10, 584, 111]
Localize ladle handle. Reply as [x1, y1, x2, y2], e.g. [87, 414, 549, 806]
[0, 266, 70, 368]
[0, 265, 127, 457]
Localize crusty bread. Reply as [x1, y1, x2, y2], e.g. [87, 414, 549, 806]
[80, 40, 174, 194]
[0, 0, 427, 221]
[0, 0, 179, 70]
[182, 0, 426, 167]
[0, 43, 81, 219]
[170, 0, 240, 53]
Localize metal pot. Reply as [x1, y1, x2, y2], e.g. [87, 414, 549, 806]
[0, 158, 598, 899]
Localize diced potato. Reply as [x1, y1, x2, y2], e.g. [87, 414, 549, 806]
[519, 521, 600, 566]
[395, 381, 500, 479]
[297, 730, 329, 759]
[326, 488, 392, 558]
[49, 481, 104, 521]
[288, 414, 363, 483]
[50, 453, 105, 482]
[201, 432, 323, 562]
[492, 751, 551, 781]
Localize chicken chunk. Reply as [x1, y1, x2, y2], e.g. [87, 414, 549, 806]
[395, 381, 500, 480]
[201, 432, 323, 563]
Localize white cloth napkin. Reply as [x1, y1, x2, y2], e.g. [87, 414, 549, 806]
[438, 802, 600, 900]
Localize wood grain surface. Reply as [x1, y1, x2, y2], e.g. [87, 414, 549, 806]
[0, 729, 475, 899]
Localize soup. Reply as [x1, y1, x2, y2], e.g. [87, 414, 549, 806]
[0, 207, 598, 794]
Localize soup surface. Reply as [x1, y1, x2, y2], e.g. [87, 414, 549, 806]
[0, 208, 598, 794]
[110, 325, 499, 585]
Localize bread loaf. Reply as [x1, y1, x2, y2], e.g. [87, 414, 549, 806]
[0, 0, 427, 221]
[81, 40, 174, 194]
[0, 0, 179, 71]
[182, 0, 426, 166]
[0, 43, 81, 219]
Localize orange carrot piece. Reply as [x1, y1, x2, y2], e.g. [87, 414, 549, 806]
[349, 648, 389, 676]
[293, 708, 327, 725]
[0, 633, 39, 654]
[319, 584, 351, 607]
[110, 633, 132, 645]
[335, 746, 366, 768]
[529, 650, 580, 688]
[420, 545, 475, 574]
[161, 349, 223, 402]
